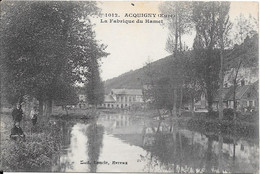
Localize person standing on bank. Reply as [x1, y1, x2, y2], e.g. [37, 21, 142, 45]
[11, 103, 23, 126]
[30, 106, 38, 126]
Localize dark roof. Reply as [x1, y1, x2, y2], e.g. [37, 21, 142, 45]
[111, 89, 143, 95]
[104, 95, 116, 103]
[225, 85, 251, 100]
[214, 84, 255, 101]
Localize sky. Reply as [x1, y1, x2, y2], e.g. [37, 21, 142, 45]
[91, 1, 259, 81]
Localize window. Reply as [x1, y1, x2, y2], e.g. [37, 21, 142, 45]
[125, 96, 127, 102]
[236, 101, 240, 107]
[242, 101, 247, 107]
[247, 93, 251, 98]
[108, 104, 110, 107]
[241, 144, 244, 151]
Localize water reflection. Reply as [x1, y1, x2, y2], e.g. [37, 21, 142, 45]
[86, 120, 104, 172]
[52, 113, 259, 173]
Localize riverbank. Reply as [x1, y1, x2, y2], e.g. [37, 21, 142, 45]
[1, 108, 258, 172]
[50, 108, 100, 119]
[187, 117, 258, 139]
[0, 107, 108, 171]
[98, 109, 259, 139]
[0, 112, 61, 172]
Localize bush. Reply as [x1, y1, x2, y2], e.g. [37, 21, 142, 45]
[223, 108, 235, 121]
[238, 111, 259, 123]
[207, 108, 235, 120]
[1, 120, 61, 172]
[207, 111, 219, 119]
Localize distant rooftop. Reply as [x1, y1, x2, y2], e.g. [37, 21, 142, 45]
[214, 84, 255, 101]
[225, 85, 251, 100]
[104, 95, 116, 103]
[111, 89, 143, 95]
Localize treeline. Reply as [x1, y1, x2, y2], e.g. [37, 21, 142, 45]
[143, 2, 258, 118]
[0, 1, 108, 116]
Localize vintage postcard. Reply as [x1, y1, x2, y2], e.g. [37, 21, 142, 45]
[0, 1, 259, 173]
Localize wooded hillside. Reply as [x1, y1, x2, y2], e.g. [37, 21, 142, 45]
[104, 55, 173, 93]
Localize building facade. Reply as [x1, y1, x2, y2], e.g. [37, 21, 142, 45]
[102, 89, 144, 108]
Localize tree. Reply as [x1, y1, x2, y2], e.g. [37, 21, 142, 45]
[86, 121, 104, 172]
[85, 56, 105, 107]
[218, 2, 231, 119]
[142, 58, 174, 116]
[225, 14, 258, 119]
[160, 2, 193, 116]
[142, 58, 158, 106]
[182, 51, 204, 116]
[231, 14, 258, 46]
[225, 34, 258, 117]
[160, 2, 193, 53]
[147, 77, 174, 117]
[1, 2, 108, 115]
[192, 2, 231, 115]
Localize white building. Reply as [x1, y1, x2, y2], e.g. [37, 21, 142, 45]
[102, 89, 144, 108]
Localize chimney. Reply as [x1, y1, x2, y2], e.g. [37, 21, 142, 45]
[241, 79, 245, 86]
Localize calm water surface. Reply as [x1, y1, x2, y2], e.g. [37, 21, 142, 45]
[51, 113, 259, 173]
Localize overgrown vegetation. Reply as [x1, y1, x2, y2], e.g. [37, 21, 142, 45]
[1, 114, 61, 172]
[187, 117, 258, 139]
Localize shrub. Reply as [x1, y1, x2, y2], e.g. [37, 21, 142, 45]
[1, 120, 61, 172]
[207, 111, 219, 119]
[206, 108, 236, 120]
[223, 108, 234, 121]
[238, 111, 259, 123]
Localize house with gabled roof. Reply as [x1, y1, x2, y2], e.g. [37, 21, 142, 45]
[213, 81, 258, 112]
[102, 95, 116, 108]
[226, 85, 258, 112]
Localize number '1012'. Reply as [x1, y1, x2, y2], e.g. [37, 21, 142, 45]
[104, 13, 120, 17]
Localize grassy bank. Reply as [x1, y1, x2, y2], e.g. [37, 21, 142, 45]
[187, 117, 259, 139]
[0, 112, 61, 172]
[0, 107, 106, 171]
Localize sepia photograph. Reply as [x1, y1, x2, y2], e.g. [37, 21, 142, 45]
[0, 1, 259, 173]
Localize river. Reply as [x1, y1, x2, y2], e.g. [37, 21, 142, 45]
[51, 112, 259, 173]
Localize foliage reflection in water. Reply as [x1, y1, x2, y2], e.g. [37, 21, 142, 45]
[52, 114, 259, 173]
